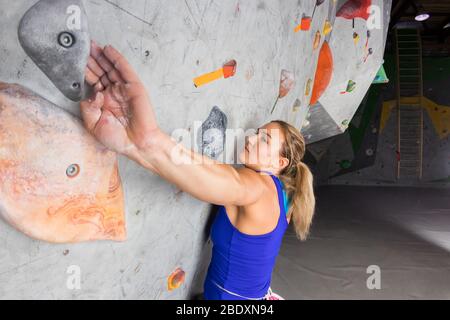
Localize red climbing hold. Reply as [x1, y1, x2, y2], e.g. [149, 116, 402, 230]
[310, 41, 333, 106]
[336, 0, 372, 20]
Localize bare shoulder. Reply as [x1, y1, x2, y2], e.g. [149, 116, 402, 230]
[231, 167, 268, 205]
[234, 167, 284, 233]
[236, 167, 267, 187]
[236, 166, 260, 177]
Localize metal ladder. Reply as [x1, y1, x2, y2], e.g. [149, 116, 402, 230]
[394, 28, 423, 181]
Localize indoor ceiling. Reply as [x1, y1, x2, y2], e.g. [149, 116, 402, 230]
[389, 0, 450, 55]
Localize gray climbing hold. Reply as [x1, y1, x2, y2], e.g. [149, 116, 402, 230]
[197, 106, 228, 159]
[292, 98, 301, 112]
[18, 0, 90, 101]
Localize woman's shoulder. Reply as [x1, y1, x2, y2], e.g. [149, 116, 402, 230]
[236, 167, 272, 190]
[236, 166, 260, 176]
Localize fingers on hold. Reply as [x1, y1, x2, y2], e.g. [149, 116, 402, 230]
[103, 45, 140, 83]
[85, 67, 99, 86]
[97, 52, 115, 73]
[91, 41, 115, 83]
[100, 73, 112, 87]
[90, 49, 124, 84]
[81, 91, 104, 110]
[88, 56, 106, 78]
[94, 91, 105, 108]
[94, 81, 104, 92]
[107, 69, 125, 84]
[90, 40, 103, 59]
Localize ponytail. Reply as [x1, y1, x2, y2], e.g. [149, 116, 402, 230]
[289, 161, 315, 241]
[271, 120, 316, 241]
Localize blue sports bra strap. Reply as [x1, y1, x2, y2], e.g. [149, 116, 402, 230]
[269, 175, 286, 216]
[255, 169, 274, 176]
[279, 180, 291, 213]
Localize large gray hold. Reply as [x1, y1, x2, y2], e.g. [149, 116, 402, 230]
[197, 106, 228, 159]
[18, 0, 90, 101]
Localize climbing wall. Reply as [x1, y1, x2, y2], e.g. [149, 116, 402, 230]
[301, 0, 391, 144]
[315, 54, 450, 187]
[0, 0, 390, 299]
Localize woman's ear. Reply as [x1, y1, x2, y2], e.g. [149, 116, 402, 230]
[279, 157, 289, 171]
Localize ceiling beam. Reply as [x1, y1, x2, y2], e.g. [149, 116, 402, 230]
[389, 0, 414, 29]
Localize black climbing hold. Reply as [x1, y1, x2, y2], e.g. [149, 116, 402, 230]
[197, 106, 228, 159]
[18, 0, 90, 101]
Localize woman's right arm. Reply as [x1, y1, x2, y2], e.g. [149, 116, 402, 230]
[81, 42, 265, 206]
[135, 128, 266, 206]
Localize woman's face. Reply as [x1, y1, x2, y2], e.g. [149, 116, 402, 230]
[239, 122, 289, 173]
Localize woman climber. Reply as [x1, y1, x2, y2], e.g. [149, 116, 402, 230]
[81, 41, 316, 300]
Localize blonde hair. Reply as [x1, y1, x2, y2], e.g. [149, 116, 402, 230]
[271, 120, 316, 241]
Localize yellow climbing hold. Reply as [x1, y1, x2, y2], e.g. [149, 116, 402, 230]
[313, 31, 321, 49]
[305, 79, 312, 96]
[323, 20, 332, 35]
[353, 32, 360, 45]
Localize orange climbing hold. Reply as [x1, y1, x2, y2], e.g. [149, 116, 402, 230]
[194, 60, 237, 88]
[310, 41, 333, 105]
[168, 268, 186, 291]
[223, 60, 237, 78]
[294, 16, 312, 32]
[0, 82, 126, 243]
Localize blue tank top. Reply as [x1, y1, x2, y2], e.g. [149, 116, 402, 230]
[203, 170, 289, 300]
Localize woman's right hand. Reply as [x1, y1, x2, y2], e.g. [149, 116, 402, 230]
[81, 41, 160, 161]
[81, 43, 265, 208]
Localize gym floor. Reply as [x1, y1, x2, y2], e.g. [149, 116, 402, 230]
[271, 185, 450, 299]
